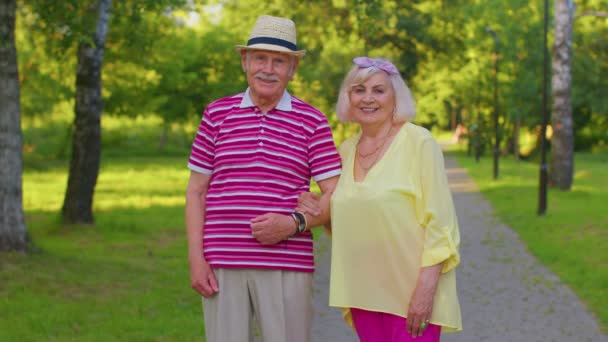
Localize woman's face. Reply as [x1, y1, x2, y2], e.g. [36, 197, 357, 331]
[349, 72, 395, 126]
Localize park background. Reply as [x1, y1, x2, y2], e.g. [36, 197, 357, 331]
[0, 0, 606, 340]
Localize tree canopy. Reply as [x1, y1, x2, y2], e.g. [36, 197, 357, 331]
[13, 0, 607, 150]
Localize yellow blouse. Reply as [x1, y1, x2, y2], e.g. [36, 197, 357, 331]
[329, 122, 462, 332]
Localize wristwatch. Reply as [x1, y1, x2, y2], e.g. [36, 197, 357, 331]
[291, 211, 307, 235]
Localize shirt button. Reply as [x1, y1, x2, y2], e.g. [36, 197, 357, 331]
[261, 129, 265, 133]
[259, 142, 264, 147]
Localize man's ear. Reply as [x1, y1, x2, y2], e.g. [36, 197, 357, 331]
[240, 51, 248, 72]
[289, 57, 300, 79]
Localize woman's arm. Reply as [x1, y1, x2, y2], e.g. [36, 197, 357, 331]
[406, 263, 443, 337]
[297, 175, 338, 230]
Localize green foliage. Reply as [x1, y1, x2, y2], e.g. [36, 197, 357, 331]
[571, 1, 608, 151]
[15, 0, 607, 150]
[147, 23, 246, 123]
[15, 7, 75, 118]
[455, 149, 608, 331]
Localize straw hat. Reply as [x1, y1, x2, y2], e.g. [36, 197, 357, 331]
[235, 15, 306, 58]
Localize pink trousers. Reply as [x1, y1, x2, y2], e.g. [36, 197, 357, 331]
[351, 308, 441, 342]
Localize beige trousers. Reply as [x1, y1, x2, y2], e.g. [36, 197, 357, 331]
[202, 268, 313, 342]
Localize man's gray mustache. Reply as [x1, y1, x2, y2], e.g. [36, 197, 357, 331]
[255, 73, 279, 81]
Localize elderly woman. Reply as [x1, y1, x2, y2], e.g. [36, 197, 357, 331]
[300, 57, 462, 341]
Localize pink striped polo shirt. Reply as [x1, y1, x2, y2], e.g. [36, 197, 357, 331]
[188, 89, 342, 272]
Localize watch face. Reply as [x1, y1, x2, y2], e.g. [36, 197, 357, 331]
[294, 211, 306, 233]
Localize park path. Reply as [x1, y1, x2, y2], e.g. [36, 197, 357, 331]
[311, 155, 606, 342]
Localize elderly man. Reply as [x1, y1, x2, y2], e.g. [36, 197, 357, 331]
[185, 15, 341, 342]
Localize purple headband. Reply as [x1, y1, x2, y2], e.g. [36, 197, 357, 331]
[353, 57, 399, 75]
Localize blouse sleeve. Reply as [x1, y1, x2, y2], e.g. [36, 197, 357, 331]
[417, 137, 461, 273]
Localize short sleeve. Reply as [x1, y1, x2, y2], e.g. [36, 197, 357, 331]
[187, 108, 218, 174]
[418, 138, 461, 273]
[308, 119, 342, 182]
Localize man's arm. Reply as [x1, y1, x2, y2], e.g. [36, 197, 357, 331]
[185, 171, 218, 297]
[250, 175, 339, 244]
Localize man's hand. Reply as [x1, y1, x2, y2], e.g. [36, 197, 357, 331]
[189, 259, 219, 298]
[250, 213, 296, 245]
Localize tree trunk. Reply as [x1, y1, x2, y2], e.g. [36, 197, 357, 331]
[159, 122, 168, 151]
[550, 0, 575, 190]
[62, 0, 112, 224]
[0, 0, 29, 252]
[513, 115, 520, 162]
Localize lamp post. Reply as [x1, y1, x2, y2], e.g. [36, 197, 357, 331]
[538, 0, 550, 215]
[471, 58, 483, 163]
[486, 26, 500, 179]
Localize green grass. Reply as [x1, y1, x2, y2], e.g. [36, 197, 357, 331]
[452, 148, 608, 331]
[1, 155, 206, 341]
[1, 115, 208, 341]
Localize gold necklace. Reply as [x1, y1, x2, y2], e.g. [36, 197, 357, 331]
[356, 125, 392, 159]
[357, 142, 383, 159]
[356, 125, 393, 170]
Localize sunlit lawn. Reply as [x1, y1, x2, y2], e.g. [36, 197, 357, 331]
[1, 154, 208, 341]
[1, 115, 208, 341]
[452, 146, 608, 332]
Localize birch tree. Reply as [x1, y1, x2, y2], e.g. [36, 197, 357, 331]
[62, 0, 112, 223]
[0, 0, 29, 252]
[550, 0, 575, 190]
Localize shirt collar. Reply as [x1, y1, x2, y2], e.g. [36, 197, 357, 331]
[240, 88, 292, 111]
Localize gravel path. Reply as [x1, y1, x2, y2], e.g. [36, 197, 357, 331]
[311, 231, 358, 341]
[310, 156, 606, 342]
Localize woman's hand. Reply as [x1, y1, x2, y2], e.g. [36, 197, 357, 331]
[406, 264, 442, 337]
[296, 192, 322, 216]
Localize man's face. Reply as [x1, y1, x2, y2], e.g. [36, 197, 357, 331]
[242, 50, 298, 103]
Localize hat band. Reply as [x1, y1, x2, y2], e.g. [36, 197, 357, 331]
[247, 37, 297, 51]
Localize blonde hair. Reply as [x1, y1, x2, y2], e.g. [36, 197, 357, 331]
[335, 63, 416, 123]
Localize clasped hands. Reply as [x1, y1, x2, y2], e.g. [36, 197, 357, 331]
[250, 192, 322, 244]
